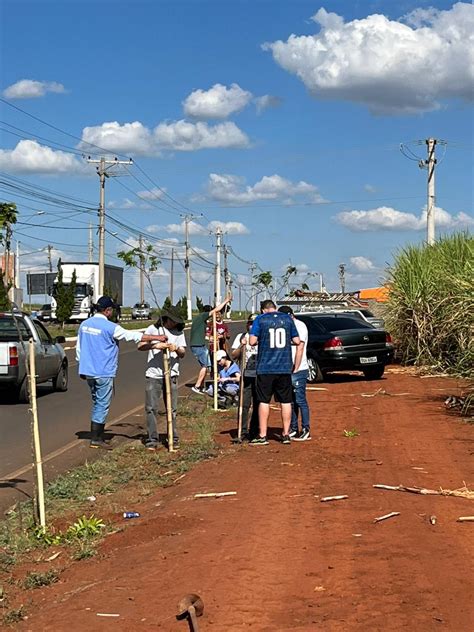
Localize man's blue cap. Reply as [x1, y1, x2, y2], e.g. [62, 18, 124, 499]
[96, 296, 117, 310]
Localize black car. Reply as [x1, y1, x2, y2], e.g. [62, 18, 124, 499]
[296, 313, 394, 381]
[36, 304, 52, 322]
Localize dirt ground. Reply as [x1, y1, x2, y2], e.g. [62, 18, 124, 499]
[12, 369, 474, 631]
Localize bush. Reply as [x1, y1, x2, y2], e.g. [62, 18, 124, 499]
[385, 233, 473, 375]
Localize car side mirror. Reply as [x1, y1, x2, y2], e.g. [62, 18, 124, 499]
[55, 336, 66, 344]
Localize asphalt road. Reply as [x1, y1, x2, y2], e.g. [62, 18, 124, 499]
[0, 322, 243, 512]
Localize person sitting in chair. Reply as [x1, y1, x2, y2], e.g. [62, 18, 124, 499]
[206, 350, 241, 406]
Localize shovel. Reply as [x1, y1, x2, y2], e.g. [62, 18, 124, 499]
[162, 347, 174, 452]
[176, 593, 204, 631]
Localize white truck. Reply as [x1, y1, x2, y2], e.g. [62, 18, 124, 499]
[50, 262, 123, 322]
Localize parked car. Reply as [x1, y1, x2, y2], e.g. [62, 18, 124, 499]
[0, 312, 68, 402]
[131, 302, 151, 320]
[296, 312, 394, 381]
[36, 303, 53, 322]
[300, 306, 384, 329]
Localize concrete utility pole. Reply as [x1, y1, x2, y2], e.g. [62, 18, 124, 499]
[15, 241, 20, 289]
[47, 244, 53, 273]
[424, 138, 437, 245]
[249, 262, 257, 314]
[88, 223, 94, 263]
[139, 234, 145, 304]
[183, 215, 193, 321]
[223, 246, 231, 299]
[214, 226, 222, 305]
[87, 156, 133, 295]
[338, 263, 346, 294]
[170, 248, 174, 304]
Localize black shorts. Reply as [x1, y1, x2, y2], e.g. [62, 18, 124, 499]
[256, 373, 293, 404]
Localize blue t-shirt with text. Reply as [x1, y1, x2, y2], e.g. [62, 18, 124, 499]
[250, 312, 298, 375]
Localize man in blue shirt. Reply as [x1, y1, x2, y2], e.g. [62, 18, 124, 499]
[248, 300, 300, 445]
[76, 296, 167, 449]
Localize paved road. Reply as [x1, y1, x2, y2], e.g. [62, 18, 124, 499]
[0, 322, 243, 511]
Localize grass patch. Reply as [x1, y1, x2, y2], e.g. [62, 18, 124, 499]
[2, 605, 26, 626]
[343, 428, 359, 438]
[0, 402, 218, 563]
[23, 570, 59, 590]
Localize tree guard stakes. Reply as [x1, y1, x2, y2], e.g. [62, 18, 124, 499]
[162, 348, 174, 453]
[236, 348, 247, 442]
[212, 311, 218, 411]
[29, 338, 46, 528]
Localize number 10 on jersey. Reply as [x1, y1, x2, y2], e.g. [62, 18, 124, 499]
[269, 327, 286, 348]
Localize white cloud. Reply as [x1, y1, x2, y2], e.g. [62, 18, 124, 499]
[364, 184, 377, 193]
[149, 219, 250, 236]
[79, 119, 249, 155]
[335, 205, 474, 231]
[263, 3, 474, 114]
[183, 83, 252, 119]
[203, 172, 326, 205]
[0, 140, 87, 175]
[3, 79, 66, 99]
[254, 95, 282, 114]
[349, 256, 375, 272]
[153, 120, 249, 151]
[137, 187, 166, 200]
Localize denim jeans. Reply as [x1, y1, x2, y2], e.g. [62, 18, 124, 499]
[86, 377, 114, 425]
[145, 375, 179, 444]
[291, 369, 310, 432]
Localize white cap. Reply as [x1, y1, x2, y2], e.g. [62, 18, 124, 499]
[216, 350, 227, 361]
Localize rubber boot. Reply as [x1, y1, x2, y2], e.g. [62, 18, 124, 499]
[90, 421, 112, 450]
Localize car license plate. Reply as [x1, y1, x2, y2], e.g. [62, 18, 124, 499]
[360, 356, 377, 364]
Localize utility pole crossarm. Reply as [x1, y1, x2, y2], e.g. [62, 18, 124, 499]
[87, 156, 133, 296]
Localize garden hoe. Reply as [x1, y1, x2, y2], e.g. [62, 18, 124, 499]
[176, 593, 204, 631]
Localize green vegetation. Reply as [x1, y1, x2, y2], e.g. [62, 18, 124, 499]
[2, 605, 26, 626]
[54, 259, 76, 329]
[23, 569, 59, 590]
[385, 233, 473, 376]
[343, 428, 359, 438]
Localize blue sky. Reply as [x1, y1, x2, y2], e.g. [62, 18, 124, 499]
[1, 0, 472, 306]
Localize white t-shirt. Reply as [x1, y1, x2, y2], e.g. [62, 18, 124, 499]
[144, 324, 186, 379]
[293, 318, 309, 372]
[231, 332, 258, 378]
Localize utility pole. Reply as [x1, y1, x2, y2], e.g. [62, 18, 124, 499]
[423, 138, 437, 245]
[138, 234, 145, 304]
[183, 215, 193, 321]
[88, 223, 94, 263]
[87, 156, 133, 295]
[338, 263, 346, 293]
[214, 226, 222, 305]
[15, 241, 20, 289]
[223, 246, 231, 299]
[249, 262, 257, 314]
[170, 248, 174, 304]
[47, 245, 53, 273]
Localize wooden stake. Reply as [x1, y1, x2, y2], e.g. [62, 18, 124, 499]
[212, 311, 218, 411]
[320, 495, 348, 502]
[194, 491, 237, 499]
[457, 516, 474, 523]
[162, 348, 174, 453]
[29, 338, 46, 528]
[374, 511, 400, 523]
[236, 337, 247, 441]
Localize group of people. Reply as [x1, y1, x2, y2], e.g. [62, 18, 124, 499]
[76, 295, 311, 451]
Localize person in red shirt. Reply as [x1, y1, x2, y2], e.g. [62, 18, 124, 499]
[206, 310, 230, 372]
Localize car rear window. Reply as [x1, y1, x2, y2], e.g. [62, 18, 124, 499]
[304, 315, 373, 331]
[0, 316, 31, 341]
[360, 309, 374, 317]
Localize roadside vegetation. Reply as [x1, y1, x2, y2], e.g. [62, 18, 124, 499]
[0, 399, 222, 625]
[385, 233, 473, 377]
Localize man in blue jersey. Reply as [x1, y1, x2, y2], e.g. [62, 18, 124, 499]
[248, 300, 300, 445]
[76, 296, 168, 449]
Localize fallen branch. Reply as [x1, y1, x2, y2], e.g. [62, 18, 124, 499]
[373, 483, 474, 500]
[194, 491, 237, 499]
[374, 511, 400, 523]
[457, 516, 474, 522]
[320, 495, 348, 502]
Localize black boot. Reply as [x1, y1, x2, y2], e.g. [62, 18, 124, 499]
[90, 422, 112, 450]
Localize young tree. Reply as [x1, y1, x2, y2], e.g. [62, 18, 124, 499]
[0, 202, 18, 290]
[195, 295, 204, 312]
[281, 264, 298, 296]
[0, 269, 11, 310]
[55, 260, 76, 329]
[254, 271, 274, 300]
[117, 243, 161, 307]
[162, 296, 172, 312]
